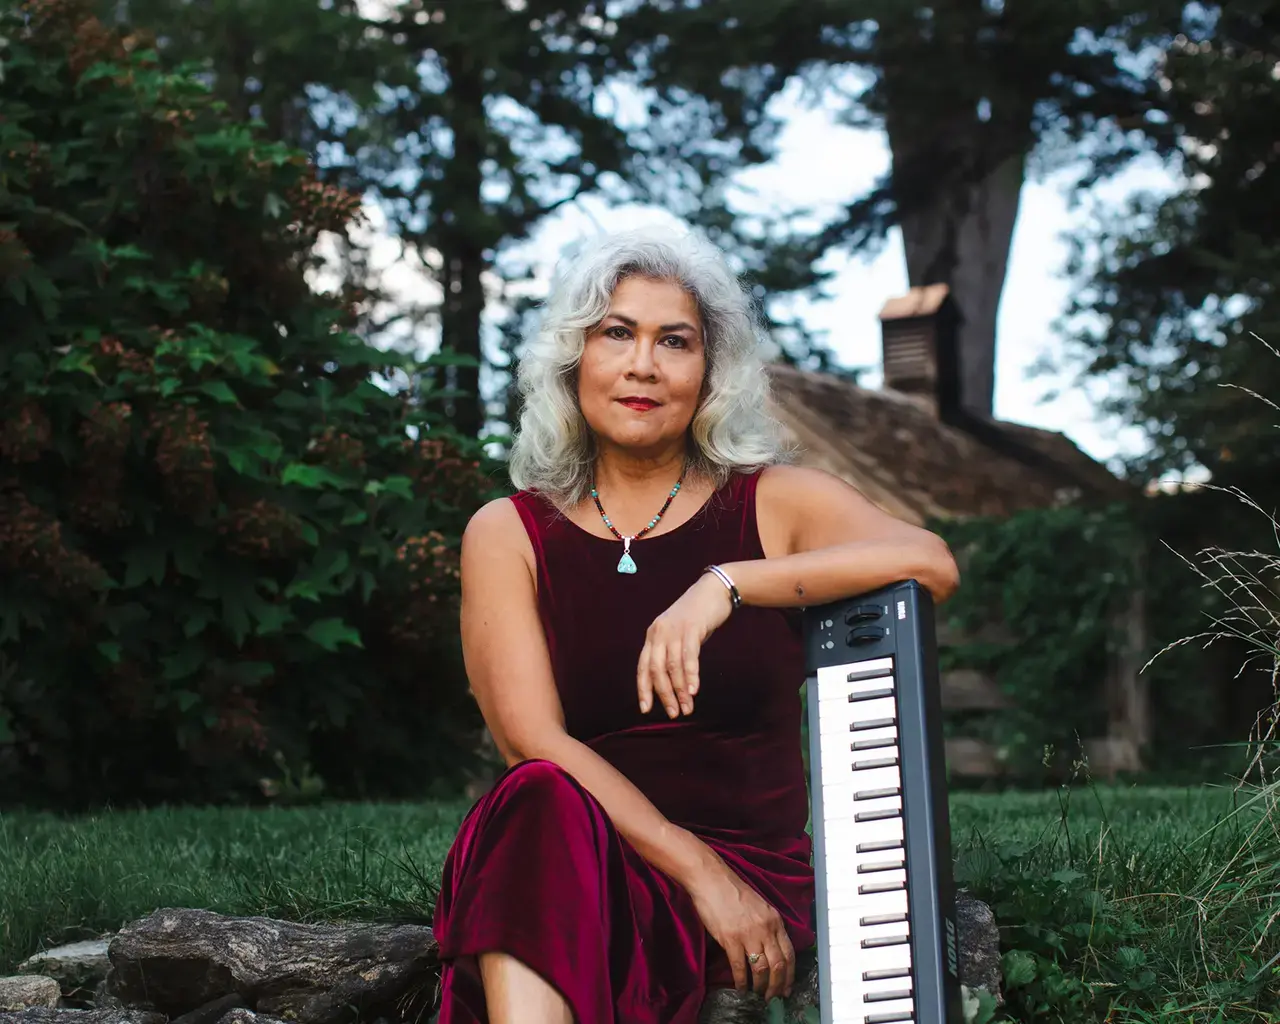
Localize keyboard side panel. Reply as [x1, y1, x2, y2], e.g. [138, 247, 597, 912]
[891, 581, 965, 1024]
[806, 671, 835, 1024]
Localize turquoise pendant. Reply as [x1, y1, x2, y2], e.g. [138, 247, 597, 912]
[617, 537, 637, 574]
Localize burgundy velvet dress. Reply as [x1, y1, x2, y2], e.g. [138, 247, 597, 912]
[431, 469, 815, 1023]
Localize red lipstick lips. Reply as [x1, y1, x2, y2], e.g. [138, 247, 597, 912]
[618, 397, 659, 411]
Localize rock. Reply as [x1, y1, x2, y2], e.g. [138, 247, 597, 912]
[105, 908, 439, 1024]
[17, 943, 111, 995]
[168, 995, 248, 1024]
[0, 977, 61, 1012]
[697, 987, 765, 1024]
[0, 1012, 164, 1024]
[213, 1011, 286, 1024]
[955, 893, 1003, 1007]
[88, 983, 120, 1013]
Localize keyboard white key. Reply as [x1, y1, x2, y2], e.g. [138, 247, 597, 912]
[811, 657, 919, 1024]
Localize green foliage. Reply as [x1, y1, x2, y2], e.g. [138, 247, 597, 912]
[0, 0, 497, 807]
[932, 500, 1223, 779]
[1059, 4, 1280, 506]
[953, 780, 1280, 1023]
[936, 504, 1140, 771]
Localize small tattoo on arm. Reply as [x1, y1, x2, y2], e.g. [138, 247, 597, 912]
[795, 583, 805, 599]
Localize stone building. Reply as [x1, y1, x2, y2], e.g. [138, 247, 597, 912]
[766, 285, 1146, 778]
[766, 284, 1129, 523]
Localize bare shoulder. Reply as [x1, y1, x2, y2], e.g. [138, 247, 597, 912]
[757, 463, 860, 503]
[461, 495, 536, 576]
[464, 494, 525, 542]
[756, 463, 922, 554]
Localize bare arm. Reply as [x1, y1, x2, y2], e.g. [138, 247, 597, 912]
[637, 465, 959, 720]
[459, 498, 719, 888]
[722, 464, 960, 608]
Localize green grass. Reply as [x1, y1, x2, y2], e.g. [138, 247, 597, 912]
[2, 784, 1276, 1023]
[0, 800, 470, 971]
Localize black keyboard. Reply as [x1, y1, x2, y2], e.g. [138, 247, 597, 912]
[803, 579, 964, 1024]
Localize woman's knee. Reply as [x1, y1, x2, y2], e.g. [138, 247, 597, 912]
[481, 758, 606, 837]
[495, 757, 582, 803]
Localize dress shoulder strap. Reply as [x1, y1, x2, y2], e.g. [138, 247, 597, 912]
[721, 467, 766, 558]
[507, 489, 559, 561]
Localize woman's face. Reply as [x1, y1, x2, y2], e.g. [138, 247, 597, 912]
[577, 275, 707, 458]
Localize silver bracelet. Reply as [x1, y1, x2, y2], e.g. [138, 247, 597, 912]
[703, 564, 742, 610]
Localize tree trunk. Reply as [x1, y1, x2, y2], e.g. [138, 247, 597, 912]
[888, 112, 1025, 422]
[437, 45, 490, 441]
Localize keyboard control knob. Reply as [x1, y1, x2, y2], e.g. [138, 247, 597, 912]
[846, 625, 890, 646]
[844, 603, 886, 625]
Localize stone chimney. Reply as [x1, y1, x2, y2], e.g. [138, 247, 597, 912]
[878, 284, 959, 416]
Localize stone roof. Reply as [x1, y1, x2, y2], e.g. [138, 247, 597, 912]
[765, 363, 1130, 526]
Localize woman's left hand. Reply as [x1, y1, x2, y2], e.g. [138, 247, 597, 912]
[638, 571, 734, 718]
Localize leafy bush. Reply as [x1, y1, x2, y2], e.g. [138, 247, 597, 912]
[932, 501, 1225, 781]
[0, 0, 496, 807]
[956, 353, 1280, 1023]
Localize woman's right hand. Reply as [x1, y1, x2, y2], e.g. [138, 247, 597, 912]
[685, 858, 796, 1002]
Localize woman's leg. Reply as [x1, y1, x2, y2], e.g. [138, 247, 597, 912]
[433, 758, 708, 1024]
[433, 759, 619, 1023]
[478, 952, 572, 1024]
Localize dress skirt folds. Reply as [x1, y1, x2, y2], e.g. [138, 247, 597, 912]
[432, 471, 816, 1023]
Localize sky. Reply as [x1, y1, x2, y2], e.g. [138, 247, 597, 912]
[335, 63, 1185, 475]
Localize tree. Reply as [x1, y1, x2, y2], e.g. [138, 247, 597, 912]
[109, 0, 862, 441]
[633, 0, 1190, 413]
[1060, 1, 1280, 503]
[0, 0, 494, 807]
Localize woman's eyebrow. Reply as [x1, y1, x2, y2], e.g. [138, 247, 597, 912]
[604, 313, 698, 333]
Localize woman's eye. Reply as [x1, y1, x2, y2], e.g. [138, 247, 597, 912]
[662, 335, 687, 347]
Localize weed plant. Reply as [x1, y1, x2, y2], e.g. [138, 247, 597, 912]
[963, 349, 1280, 1024]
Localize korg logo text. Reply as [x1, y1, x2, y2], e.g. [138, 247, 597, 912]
[945, 918, 958, 977]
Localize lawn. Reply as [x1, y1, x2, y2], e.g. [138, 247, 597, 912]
[1, 783, 1276, 1023]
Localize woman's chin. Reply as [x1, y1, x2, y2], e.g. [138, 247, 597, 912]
[597, 425, 683, 455]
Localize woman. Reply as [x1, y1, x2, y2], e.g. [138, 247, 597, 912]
[431, 225, 959, 1024]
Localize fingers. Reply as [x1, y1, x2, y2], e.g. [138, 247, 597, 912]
[667, 642, 691, 715]
[725, 939, 750, 992]
[636, 639, 654, 715]
[683, 625, 700, 698]
[640, 635, 680, 718]
[776, 927, 796, 1001]
[747, 920, 794, 1003]
[639, 626, 697, 717]
[748, 948, 770, 996]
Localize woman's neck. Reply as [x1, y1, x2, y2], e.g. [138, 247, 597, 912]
[581, 444, 706, 539]
[592, 445, 687, 495]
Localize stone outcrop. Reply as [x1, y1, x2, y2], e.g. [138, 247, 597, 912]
[0, 1013, 164, 1024]
[17, 942, 111, 999]
[105, 909, 439, 1024]
[0, 977, 61, 1012]
[2, 896, 1001, 1024]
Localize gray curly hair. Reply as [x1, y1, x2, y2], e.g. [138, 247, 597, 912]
[506, 224, 790, 506]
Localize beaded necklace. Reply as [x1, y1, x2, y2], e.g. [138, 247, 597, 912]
[590, 467, 685, 574]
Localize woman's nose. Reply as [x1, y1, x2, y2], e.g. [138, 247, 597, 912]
[627, 338, 658, 378]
